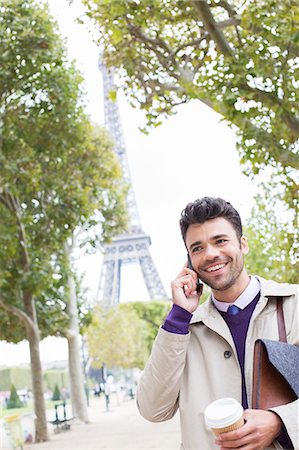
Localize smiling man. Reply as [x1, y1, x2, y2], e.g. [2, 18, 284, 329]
[137, 197, 298, 450]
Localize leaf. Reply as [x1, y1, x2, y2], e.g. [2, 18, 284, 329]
[108, 89, 117, 102]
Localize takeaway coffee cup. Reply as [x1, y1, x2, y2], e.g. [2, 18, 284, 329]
[204, 397, 244, 435]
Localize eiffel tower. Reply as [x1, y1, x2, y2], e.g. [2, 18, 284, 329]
[97, 61, 167, 305]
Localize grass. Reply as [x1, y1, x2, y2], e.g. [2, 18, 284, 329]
[0, 400, 62, 419]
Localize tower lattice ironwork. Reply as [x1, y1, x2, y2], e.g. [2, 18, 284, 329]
[97, 61, 167, 305]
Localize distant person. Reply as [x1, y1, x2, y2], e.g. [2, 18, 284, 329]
[104, 383, 110, 411]
[137, 197, 298, 449]
[104, 376, 114, 412]
[94, 383, 101, 397]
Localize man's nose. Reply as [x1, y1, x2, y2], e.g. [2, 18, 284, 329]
[204, 244, 220, 259]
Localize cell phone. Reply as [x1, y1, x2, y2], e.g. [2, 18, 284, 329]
[187, 254, 203, 294]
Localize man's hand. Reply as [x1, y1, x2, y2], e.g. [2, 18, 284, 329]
[215, 409, 282, 449]
[170, 264, 202, 313]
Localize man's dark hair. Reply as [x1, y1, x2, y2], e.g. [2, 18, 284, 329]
[180, 197, 243, 242]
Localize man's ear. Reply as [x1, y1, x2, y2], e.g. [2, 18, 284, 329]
[241, 235, 249, 255]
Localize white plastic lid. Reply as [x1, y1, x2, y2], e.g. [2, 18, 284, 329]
[204, 398, 243, 429]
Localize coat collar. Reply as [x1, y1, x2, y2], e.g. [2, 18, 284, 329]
[191, 276, 298, 326]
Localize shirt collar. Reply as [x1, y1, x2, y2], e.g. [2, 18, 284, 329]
[212, 276, 260, 312]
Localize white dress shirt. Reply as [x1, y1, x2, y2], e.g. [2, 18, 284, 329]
[212, 276, 260, 312]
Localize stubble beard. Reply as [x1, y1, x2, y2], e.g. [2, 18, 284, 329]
[200, 255, 245, 292]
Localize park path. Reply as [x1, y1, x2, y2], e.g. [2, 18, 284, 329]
[25, 394, 180, 450]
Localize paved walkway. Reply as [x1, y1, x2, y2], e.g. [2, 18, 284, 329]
[27, 394, 181, 450]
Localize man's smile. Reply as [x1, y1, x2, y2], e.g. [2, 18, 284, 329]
[205, 263, 227, 273]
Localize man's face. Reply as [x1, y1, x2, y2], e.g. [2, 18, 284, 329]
[185, 217, 249, 292]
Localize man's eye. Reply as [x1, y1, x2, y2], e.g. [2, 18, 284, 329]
[192, 246, 202, 253]
[217, 239, 227, 244]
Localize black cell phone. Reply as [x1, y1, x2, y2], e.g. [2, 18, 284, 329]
[187, 254, 203, 294]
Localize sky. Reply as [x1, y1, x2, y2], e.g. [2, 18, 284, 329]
[0, 0, 256, 366]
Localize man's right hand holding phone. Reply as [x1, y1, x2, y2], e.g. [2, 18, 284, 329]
[170, 263, 203, 314]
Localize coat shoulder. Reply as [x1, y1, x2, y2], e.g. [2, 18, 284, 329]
[256, 276, 298, 298]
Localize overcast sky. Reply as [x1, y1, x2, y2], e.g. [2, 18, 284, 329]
[0, 0, 256, 366]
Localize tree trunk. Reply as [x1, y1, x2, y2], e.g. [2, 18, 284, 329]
[67, 267, 89, 423]
[2, 191, 49, 441]
[24, 293, 48, 442]
[68, 334, 90, 422]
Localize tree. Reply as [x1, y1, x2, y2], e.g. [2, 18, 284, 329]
[54, 124, 128, 424]
[0, 0, 127, 441]
[81, 0, 298, 265]
[86, 300, 173, 372]
[119, 301, 171, 355]
[86, 304, 148, 369]
[81, 0, 298, 176]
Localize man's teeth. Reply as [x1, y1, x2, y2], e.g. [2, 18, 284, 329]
[206, 263, 225, 272]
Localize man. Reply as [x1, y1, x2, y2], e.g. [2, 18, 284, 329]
[137, 197, 298, 449]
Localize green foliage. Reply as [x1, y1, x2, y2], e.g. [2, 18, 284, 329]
[86, 304, 148, 369]
[43, 370, 69, 391]
[82, 0, 298, 173]
[0, 367, 32, 391]
[86, 300, 173, 370]
[119, 300, 171, 354]
[1, 399, 66, 419]
[51, 384, 61, 401]
[244, 184, 298, 284]
[6, 384, 23, 409]
[0, 366, 69, 391]
[0, 368, 11, 391]
[0, 0, 128, 342]
[0, 314, 26, 344]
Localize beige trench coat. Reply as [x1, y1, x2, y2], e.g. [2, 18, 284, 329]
[136, 277, 298, 450]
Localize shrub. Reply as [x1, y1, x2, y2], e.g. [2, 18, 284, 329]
[6, 384, 23, 409]
[52, 384, 61, 401]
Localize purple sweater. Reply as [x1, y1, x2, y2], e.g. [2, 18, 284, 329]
[162, 295, 292, 449]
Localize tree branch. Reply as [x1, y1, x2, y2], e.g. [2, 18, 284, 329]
[241, 83, 299, 138]
[135, 69, 214, 111]
[126, 21, 175, 67]
[0, 295, 36, 331]
[9, 191, 31, 269]
[216, 0, 241, 20]
[217, 18, 241, 29]
[0, 189, 15, 211]
[191, 0, 233, 55]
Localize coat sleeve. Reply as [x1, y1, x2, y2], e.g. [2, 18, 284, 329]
[270, 400, 298, 449]
[136, 327, 190, 422]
